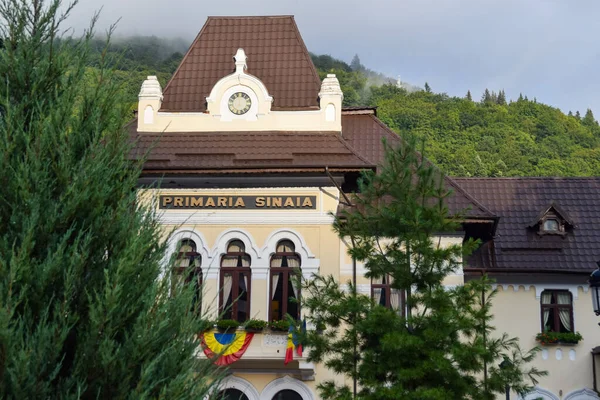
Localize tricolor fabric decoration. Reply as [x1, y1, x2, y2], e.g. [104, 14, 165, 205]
[284, 320, 305, 365]
[201, 331, 254, 366]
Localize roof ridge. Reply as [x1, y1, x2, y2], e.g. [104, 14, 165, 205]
[160, 19, 210, 96]
[453, 177, 600, 181]
[206, 15, 295, 19]
[287, 16, 321, 95]
[335, 133, 376, 167]
[362, 115, 496, 218]
[445, 177, 497, 218]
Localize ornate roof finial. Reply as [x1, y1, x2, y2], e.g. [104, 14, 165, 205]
[234, 48, 247, 73]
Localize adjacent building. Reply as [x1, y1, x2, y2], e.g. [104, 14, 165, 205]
[129, 15, 600, 400]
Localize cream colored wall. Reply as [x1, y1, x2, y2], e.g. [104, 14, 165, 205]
[490, 284, 598, 399]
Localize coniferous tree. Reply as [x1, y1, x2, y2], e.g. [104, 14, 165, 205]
[466, 90, 472, 101]
[490, 90, 498, 104]
[301, 139, 545, 400]
[424, 82, 432, 93]
[0, 1, 219, 397]
[350, 54, 363, 71]
[497, 89, 507, 105]
[568, 111, 573, 117]
[518, 93, 524, 102]
[582, 108, 597, 127]
[481, 88, 492, 104]
[575, 110, 582, 120]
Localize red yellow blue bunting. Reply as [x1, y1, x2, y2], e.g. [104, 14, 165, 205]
[284, 321, 304, 365]
[201, 331, 254, 366]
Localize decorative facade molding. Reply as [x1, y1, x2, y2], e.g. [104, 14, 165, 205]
[218, 376, 261, 400]
[260, 376, 315, 400]
[261, 228, 319, 280]
[520, 386, 559, 400]
[158, 211, 335, 226]
[491, 283, 588, 300]
[564, 388, 600, 400]
[162, 228, 212, 279]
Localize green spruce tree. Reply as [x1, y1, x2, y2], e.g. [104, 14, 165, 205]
[466, 90, 472, 101]
[582, 108, 597, 127]
[0, 1, 219, 398]
[301, 139, 545, 400]
[497, 89, 507, 105]
[350, 54, 363, 72]
[481, 88, 492, 104]
[424, 82, 431, 93]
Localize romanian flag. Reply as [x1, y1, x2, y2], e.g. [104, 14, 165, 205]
[284, 320, 305, 365]
[201, 331, 254, 366]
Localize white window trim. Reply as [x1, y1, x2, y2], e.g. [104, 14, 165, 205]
[260, 376, 314, 400]
[162, 228, 211, 281]
[216, 376, 261, 400]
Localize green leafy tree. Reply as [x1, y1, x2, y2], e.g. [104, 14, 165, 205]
[302, 139, 545, 400]
[0, 1, 219, 398]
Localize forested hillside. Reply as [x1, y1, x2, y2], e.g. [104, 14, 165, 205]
[97, 36, 600, 177]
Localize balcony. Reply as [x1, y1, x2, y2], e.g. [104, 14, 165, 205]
[200, 330, 315, 381]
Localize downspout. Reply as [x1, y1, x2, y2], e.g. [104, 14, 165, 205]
[325, 167, 358, 399]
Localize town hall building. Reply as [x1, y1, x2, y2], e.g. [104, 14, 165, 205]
[129, 15, 600, 400]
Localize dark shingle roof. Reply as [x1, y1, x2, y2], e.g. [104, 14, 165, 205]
[341, 114, 496, 219]
[455, 178, 600, 273]
[128, 122, 373, 172]
[160, 16, 321, 112]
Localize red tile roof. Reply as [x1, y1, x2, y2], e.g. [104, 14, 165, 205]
[160, 16, 321, 112]
[455, 177, 600, 273]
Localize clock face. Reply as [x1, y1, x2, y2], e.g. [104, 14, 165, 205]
[228, 92, 251, 115]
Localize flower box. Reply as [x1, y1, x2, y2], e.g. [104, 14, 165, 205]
[535, 331, 582, 345]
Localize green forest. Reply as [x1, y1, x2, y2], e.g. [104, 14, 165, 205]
[97, 36, 600, 177]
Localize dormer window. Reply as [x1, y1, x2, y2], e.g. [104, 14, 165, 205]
[543, 218, 559, 232]
[529, 202, 574, 236]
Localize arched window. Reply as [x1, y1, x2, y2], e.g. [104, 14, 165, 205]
[371, 275, 404, 315]
[270, 240, 301, 322]
[220, 240, 251, 322]
[218, 388, 249, 400]
[172, 239, 202, 312]
[271, 389, 302, 400]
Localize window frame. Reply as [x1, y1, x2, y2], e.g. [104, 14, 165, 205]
[540, 289, 574, 333]
[172, 239, 203, 313]
[371, 274, 405, 316]
[269, 241, 302, 322]
[219, 240, 252, 323]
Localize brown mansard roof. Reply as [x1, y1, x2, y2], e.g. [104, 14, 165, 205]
[128, 123, 374, 172]
[455, 177, 600, 273]
[160, 16, 321, 112]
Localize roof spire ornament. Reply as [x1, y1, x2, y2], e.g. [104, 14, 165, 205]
[234, 48, 247, 73]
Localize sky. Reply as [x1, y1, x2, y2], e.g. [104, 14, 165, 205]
[66, 0, 600, 116]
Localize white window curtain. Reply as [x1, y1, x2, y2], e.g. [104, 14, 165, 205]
[228, 241, 244, 253]
[277, 241, 294, 253]
[271, 256, 283, 268]
[557, 292, 572, 332]
[223, 274, 233, 306]
[290, 274, 299, 300]
[240, 255, 250, 267]
[287, 256, 300, 268]
[390, 289, 401, 311]
[542, 292, 552, 329]
[221, 256, 238, 268]
[373, 288, 383, 305]
[271, 273, 280, 300]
